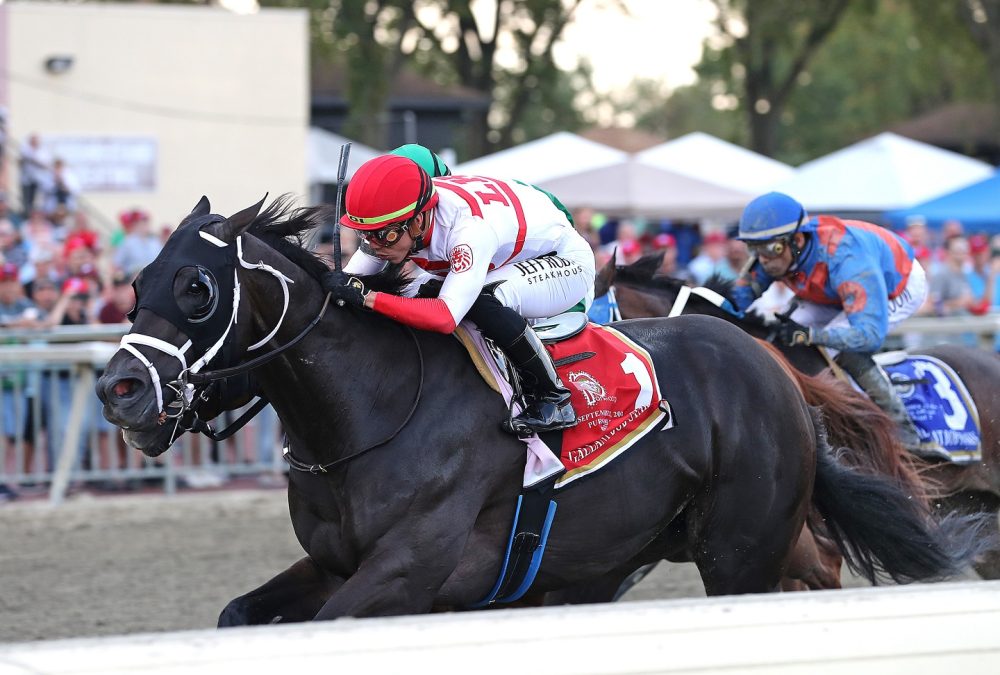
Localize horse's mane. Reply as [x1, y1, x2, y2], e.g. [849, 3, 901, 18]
[701, 273, 735, 301]
[614, 254, 685, 292]
[248, 195, 412, 296]
[699, 273, 768, 329]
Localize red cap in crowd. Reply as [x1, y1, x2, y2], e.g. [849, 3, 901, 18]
[62, 277, 91, 296]
[652, 233, 676, 250]
[120, 208, 150, 230]
[620, 240, 641, 257]
[0, 263, 18, 282]
[970, 234, 989, 255]
[703, 231, 727, 245]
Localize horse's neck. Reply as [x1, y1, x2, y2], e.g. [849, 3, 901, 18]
[239, 266, 418, 464]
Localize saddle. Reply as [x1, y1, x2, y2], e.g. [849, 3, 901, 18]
[456, 312, 673, 489]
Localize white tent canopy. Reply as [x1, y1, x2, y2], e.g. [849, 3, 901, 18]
[637, 132, 794, 194]
[308, 127, 382, 184]
[453, 132, 627, 184]
[771, 132, 995, 212]
[536, 158, 754, 220]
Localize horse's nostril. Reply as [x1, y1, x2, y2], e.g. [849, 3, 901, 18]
[112, 378, 141, 399]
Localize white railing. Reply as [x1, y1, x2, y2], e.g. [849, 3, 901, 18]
[0, 581, 997, 673]
[0, 327, 282, 505]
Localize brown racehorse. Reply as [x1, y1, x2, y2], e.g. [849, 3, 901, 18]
[593, 254, 937, 591]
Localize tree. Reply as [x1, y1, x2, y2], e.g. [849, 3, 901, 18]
[701, 0, 854, 156]
[777, 0, 991, 163]
[953, 0, 1000, 100]
[265, 0, 600, 155]
[400, 0, 599, 151]
[614, 77, 743, 144]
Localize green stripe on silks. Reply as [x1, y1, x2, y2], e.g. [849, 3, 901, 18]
[515, 180, 576, 227]
[567, 300, 587, 313]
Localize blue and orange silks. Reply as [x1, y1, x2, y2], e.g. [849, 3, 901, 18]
[733, 216, 914, 353]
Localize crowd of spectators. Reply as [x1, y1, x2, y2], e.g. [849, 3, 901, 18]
[0, 134, 289, 501]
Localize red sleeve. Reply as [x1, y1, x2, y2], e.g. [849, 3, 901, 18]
[370, 292, 457, 333]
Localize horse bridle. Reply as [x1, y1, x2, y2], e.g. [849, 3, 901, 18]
[119, 232, 307, 442]
[118, 229, 424, 467]
[666, 284, 741, 318]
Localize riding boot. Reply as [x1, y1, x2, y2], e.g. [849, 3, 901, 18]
[835, 351, 922, 452]
[465, 287, 576, 436]
[502, 324, 577, 435]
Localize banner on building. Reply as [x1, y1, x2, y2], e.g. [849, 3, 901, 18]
[44, 136, 157, 192]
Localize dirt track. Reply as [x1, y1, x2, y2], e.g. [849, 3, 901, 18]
[0, 488, 718, 643]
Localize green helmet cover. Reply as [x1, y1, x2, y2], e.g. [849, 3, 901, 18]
[390, 144, 451, 178]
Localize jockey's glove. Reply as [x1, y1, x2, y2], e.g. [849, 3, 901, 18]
[322, 271, 367, 309]
[774, 318, 812, 347]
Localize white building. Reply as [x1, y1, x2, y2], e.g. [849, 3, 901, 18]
[0, 1, 308, 230]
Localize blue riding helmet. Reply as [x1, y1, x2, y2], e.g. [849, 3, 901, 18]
[737, 192, 813, 242]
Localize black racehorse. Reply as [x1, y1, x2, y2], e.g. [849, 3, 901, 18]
[96, 198, 985, 624]
[598, 253, 1000, 580]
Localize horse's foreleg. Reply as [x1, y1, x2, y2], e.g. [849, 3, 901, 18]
[312, 519, 480, 620]
[218, 556, 344, 627]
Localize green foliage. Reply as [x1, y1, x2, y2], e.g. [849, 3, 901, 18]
[618, 78, 743, 144]
[258, 0, 596, 154]
[672, 0, 993, 163]
[777, 0, 991, 163]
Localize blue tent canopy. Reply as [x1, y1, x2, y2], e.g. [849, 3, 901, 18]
[885, 170, 1000, 232]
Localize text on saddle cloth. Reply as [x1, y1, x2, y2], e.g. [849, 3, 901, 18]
[879, 355, 982, 464]
[455, 321, 674, 490]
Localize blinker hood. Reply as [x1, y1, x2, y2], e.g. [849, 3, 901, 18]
[131, 215, 238, 357]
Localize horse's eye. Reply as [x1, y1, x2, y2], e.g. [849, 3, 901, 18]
[187, 268, 218, 322]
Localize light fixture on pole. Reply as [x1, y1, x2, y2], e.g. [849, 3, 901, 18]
[43, 56, 74, 75]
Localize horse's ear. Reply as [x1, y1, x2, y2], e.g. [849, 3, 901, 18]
[204, 194, 268, 244]
[594, 252, 617, 297]
[630, 252, 664, 280]
[192, 196, 211, 217]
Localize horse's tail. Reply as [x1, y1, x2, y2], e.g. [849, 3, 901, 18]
[756, 340, 937, 502]
[808, 407, 991, 584]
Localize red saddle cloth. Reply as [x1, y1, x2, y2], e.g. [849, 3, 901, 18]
[546, 323, 670, 489]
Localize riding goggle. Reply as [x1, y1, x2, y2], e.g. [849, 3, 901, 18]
[360, 222, 409, 247]
[747, 238, 789, 258]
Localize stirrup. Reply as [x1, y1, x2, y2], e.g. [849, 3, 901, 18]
[503, 399, 577, 437]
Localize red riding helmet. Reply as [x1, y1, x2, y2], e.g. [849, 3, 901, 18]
[341, 155, 439, 230]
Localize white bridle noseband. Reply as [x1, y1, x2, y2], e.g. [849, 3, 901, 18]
[117, 232, 294, 424]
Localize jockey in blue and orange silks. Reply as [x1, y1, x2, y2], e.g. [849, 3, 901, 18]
[731, 191, 926, 450]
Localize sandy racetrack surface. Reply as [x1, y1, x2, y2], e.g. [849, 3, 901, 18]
[0, 489, 708, 643]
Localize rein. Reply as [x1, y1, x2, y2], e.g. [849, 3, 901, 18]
[281, 323, 425, 474]
[163, 291, 334, 445]
[186, 292, 332, 385]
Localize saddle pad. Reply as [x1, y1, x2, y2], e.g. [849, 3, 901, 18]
[881, 355, 982, 463]
[548, 324, 672, 488]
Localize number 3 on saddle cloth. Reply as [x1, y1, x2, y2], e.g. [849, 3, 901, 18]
[456, 316, 675, 490]
[875, 352, 982, 464]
